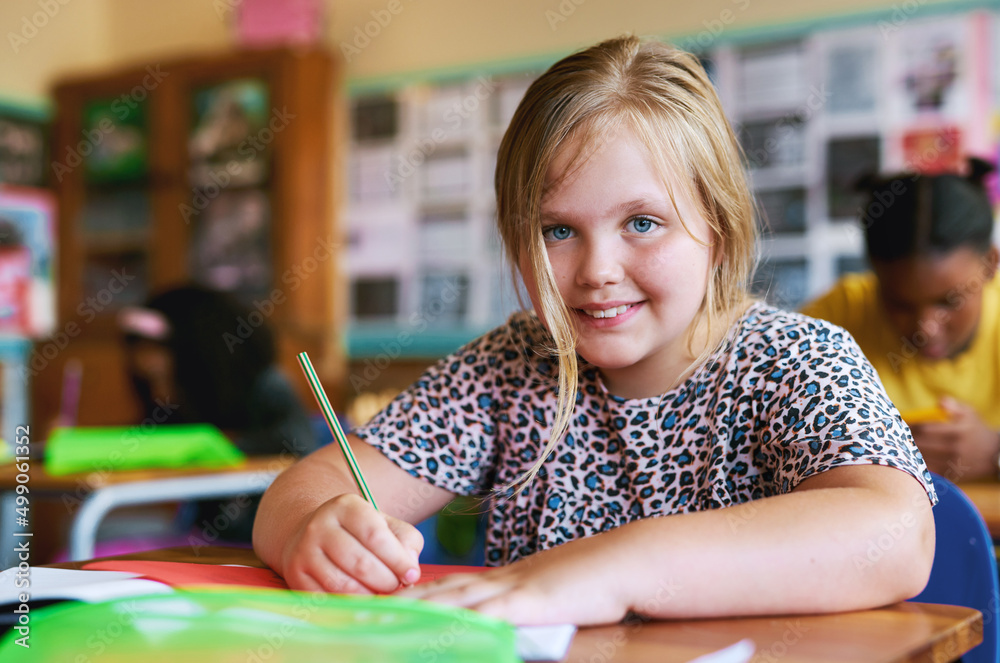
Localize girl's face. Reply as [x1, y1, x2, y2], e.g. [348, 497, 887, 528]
[874, 246, 998, 360]
[526, 125, 716, 399]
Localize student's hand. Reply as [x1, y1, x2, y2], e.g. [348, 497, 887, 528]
[280, 493, 424, 595]
[910, 397, 1000, 481]
[395, 534, 630, 626]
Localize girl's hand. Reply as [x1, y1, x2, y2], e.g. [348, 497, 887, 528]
[280, 493, 424, 594]
[395, 535, 632, 626]
[911, 397, 1000, 481]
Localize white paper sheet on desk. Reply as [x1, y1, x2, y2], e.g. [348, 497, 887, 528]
[0, 566, 171, 605]
[516, 624, 577, 661]
[688, 638, 755, 663]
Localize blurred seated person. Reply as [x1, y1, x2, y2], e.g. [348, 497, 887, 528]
[802, 158, 999, 481]
[118, 284, 319, 541]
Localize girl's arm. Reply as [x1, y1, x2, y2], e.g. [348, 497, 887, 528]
[253, 434, 456, 593]
[399, 464, 934, 625]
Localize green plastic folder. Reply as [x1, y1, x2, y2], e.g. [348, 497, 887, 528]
[43, 424, 246, 476]
[0, 587, 518, 662]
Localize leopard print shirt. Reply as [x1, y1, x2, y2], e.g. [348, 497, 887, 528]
[354, 302, 936, 566]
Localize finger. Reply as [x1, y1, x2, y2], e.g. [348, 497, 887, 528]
[473, 592, 538, 624]
[284, 544, 373, 595]
[333, 497, 423, 587]
[395, 571, 475, 598]
[311, 564, 375, 595]
[423, 578, 510, 608]
[938, 396, 968, 417]
[386, 515, 425, 558]
[384, 518, 424, 584]
[402, 574, 508, 607]
[318, 529, 406, 594]
[291, 573, 326, 593]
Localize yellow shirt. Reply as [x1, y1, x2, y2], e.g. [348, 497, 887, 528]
[801, 272, 1000, 428]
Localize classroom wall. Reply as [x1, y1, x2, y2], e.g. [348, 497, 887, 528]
[0, 0, 976, 105]
[1, 0, 114, 107]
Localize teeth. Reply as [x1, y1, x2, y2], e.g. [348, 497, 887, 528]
[583, 305, 629, 319]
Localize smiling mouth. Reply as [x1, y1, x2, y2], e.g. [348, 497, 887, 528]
[579, 304, 633, 319]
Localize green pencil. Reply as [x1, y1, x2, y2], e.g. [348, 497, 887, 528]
[297, 351, 379, 509]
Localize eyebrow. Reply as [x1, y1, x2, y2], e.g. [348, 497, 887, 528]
[540, 197, 671, 223]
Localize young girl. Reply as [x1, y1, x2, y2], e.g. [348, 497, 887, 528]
[254, 36, 935, 626]
[803, 160, 999, 480]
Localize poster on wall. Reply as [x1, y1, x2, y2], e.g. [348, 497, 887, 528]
[0, 187, 55, 336]
[0, 114, 47, 187]
[189, 78, 271, 189]
[82, 97, 149, 185]
[891, 19, 968, 121]
[235, 0, 324, 47]
[901, 126, 963, 174]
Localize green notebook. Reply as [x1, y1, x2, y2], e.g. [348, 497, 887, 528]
[0, 587, 518, 662]
[44, 424, 246, 476]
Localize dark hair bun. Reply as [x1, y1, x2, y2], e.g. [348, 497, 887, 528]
[967, 157, 995, 188]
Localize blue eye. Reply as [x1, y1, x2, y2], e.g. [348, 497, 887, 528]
[627, 217, 657, 233]
[543, 225, 573, 241]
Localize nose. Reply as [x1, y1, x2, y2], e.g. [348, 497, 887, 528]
[916, 306, 949, 336]
[576, 237, 624, 288]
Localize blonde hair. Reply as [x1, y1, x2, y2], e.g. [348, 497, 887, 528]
[495, 35, 757, 492]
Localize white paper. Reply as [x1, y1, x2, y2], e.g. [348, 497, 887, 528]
[0, 566, 171, 605]
[687, 638, 756, 663]
[516, 624, 577, 661]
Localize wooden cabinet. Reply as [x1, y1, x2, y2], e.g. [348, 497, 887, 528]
[36, 47, 344, 432]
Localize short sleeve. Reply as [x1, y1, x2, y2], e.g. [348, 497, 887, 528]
[352, 332, 505, 496]
[752, 316, 937, 504]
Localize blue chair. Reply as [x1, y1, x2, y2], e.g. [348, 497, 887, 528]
[910, 473, 999, 663]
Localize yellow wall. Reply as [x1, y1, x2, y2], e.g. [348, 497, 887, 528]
[0, 0, 972, 106]
[1, 0, 114, 106]
[331, 0, 899, 80]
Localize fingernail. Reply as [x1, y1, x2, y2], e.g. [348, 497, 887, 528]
[404, 567, 419, 584]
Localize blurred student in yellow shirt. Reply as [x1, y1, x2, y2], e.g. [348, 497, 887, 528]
[802, 158, 999, 480]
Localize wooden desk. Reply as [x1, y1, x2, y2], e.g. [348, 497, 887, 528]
[958, 481, 1000, 538]
[0, 455, 295, 567]
[54, 546, 983, 663]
